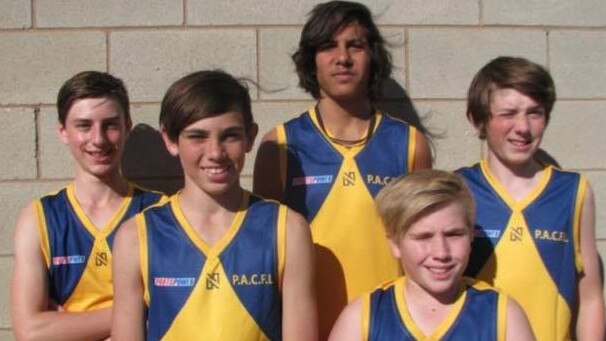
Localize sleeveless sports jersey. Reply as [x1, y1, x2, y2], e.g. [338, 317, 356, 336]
[139, 191, 286, 341]
[457, 161, 585, 341]
[362, 277, 507, 341]
[36, 182, 163, 312]
[277, 107, 418, 334]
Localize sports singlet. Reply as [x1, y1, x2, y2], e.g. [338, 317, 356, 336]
[457, 161, 585, 340]
[277, 107, 419, 334]
[139, 191, 286, 341]
[36, 182, 163, 312]
[363, 277, 507, 341]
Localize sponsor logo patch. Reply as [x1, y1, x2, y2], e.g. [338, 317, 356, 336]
[154, 277, 196, 287]
[474, 229, 500, 239]
[292, 175, 333, 186]
[52, 255, 86, 265]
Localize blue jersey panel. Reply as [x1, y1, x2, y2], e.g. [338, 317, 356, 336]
[283, 112, 342, 221]
[456, 165, 512, 276]
[523, 170, 580, 308]
[355, 115, 409, 197]
[40, 189, 92, 304]
[145, 204, 206, 341]
[220, 196, 282, 341]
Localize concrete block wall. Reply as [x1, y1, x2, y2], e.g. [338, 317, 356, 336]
[1, 0, 605, 337]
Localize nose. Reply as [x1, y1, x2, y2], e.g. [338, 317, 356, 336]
[91, 125, 107, 145]
[205, 138, 224, 160]
[431, 235, 450, 260]
[514, 114, 531, 133]
[336, 46, 352, 66]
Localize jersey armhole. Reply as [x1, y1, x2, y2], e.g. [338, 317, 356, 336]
[276, 124, 288, 193]
[573, 176, 588, 273]
[276, 204, 287, 292]
[407, 126, 417, 172]
[135, 214, 150, 306]
[34, 200, 51, 269]
[497, 293, 508, 341]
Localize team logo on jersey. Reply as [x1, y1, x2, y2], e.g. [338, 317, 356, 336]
[510, 227, 524, 241]
[343, 172, 356, 186]
[534, 229, 569, 243]
[366, 174, 392, 186]
[52, 255, 86, 266]
[154, 277, 196, 287]
[292, 175, 333, 186]
[95, 252, 109, 266]
[475, 229, 500, 239]
[206, 272, 220, 290]
[232, 273, 274, 286]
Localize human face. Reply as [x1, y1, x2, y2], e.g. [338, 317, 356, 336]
[58, 97, 131, 179]
[315, 23, 371, 101]
[390, 202, 471, 302]
[163, 111, 256, 197]
[484, 88, 547, 172]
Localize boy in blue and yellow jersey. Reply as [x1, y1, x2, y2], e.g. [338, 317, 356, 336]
[329, 170, 534, 341]
[11, 71, 163, 340]
[456, 56, 605, 340]
[253, 2, 432, 338]
[112, 70, 318, 341]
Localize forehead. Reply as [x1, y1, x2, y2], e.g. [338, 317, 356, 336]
[66, 97, 124, 120]
[183, 110, 246, 130]
[331, 22, 368, 40]
[406, 202, 468, 233]
[490, 87, 540, 108]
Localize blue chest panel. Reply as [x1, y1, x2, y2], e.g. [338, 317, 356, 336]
[458, 164, 580, 308]
[368, 284, 499, 340]
[456, 165, 512, 277]
[145, 196, 281, 341]
[283, 112, 410, 221]
[41, 187, 162, 305]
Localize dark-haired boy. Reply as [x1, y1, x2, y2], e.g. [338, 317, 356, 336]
[254, 1, 431, 337]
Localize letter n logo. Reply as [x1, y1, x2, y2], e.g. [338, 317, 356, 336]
[95, 252, 108, 266]
[510, 227, 523, 241]
[206, 272, 220, 290]
[343, 172, 356, 186]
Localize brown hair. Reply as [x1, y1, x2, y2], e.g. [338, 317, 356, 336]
[467, 56, 555, 139]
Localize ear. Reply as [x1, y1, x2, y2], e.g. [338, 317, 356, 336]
[388, 237, 402, 260]
[160, 128, 179, 157]
[246, 122, 259, 153]
[57, 122, 69, 144]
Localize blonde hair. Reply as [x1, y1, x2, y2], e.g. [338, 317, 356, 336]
[375, 169, 475, 240]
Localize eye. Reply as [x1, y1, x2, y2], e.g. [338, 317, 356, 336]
[317, 41, 336, 52]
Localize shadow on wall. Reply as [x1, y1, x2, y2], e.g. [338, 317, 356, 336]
[122, 124, 184, 195]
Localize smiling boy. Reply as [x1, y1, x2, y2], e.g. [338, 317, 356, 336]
[457, 56, 605, 340]
[11, 71, 163, 340]
[112, 70, 317, 341]
[328, 170, 534, 340]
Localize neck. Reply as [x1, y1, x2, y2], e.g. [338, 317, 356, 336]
[72, 170, 129, 204]
[316, 97, 374, 143]
[179, 180, 243, 216]
[485, 154, 545, 201]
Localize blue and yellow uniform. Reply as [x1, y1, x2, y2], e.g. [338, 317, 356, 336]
[138, 191, 286, 341]
[276, 107, 419, 331]
[36, 182, 163, 312]
[362, 277, 507, 341]
[457, 161, 585, 340]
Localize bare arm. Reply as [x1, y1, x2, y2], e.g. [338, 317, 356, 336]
[11, 203, 111, 341]
[505, 297, 535, 341]
[576, 184, 605, 341]
[282, 209, 318, 341]
[412, 131, 432, 171]
[327, 298, 363, 341]
[111, 218, 145, 341]
[253, 128, 285, 202]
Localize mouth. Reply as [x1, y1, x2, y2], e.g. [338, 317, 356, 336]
[202, 166, 230, 175]
[86, 149, 113, 159]
[426, 265, 456, 279]
[507, 137, 533, 150]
